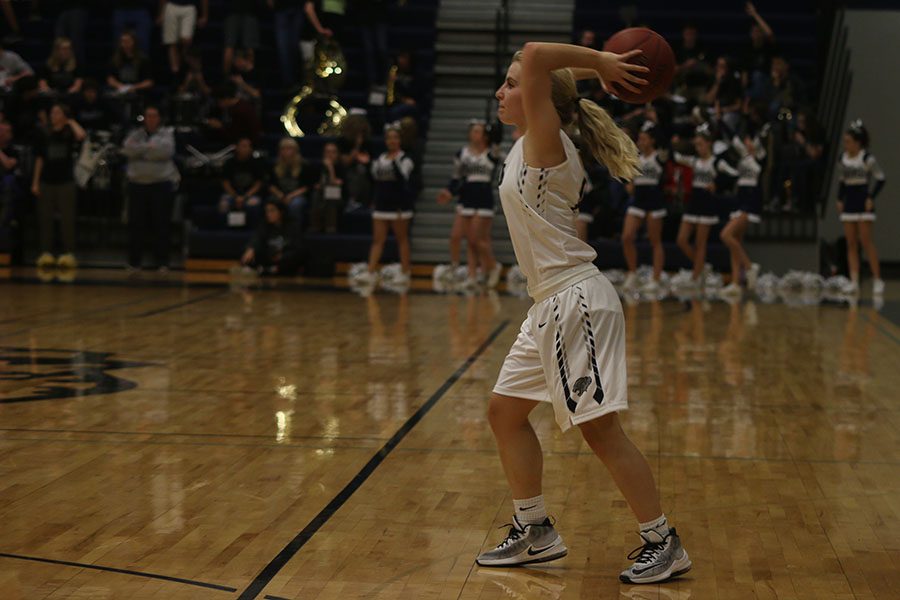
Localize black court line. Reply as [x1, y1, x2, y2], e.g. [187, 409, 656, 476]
[861, 309, 900, 346]
[877, 300, 900, 330]
[0, 552, 238, 593]
[235, 319, 511, 600]
[135, 289, 229, 318]
[860, 311, 900, 346]
[0, 295, 157, 340]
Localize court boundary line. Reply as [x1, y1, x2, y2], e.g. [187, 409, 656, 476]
[0, 552, 238, 593]
[234, 319, 511, 600]
[134, 289, 230, 318]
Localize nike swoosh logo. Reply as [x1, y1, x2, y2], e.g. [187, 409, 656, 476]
[518, 505, 537, 511]
[537, 322, 547, 328]
[526, 543, 556, 556]
[631, 564, 657, 575]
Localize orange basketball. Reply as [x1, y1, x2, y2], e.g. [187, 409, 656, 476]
[602, 27, 675, 104]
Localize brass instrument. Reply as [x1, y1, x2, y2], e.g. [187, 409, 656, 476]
[313, 38, 347, 91]
[281, 38, 349, 137]
[281, 86, 348, 138]
[386, 65, 398, 106]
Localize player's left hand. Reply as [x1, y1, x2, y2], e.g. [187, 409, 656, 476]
[865, 197, 874, 211]
[597, 50, 649, 95]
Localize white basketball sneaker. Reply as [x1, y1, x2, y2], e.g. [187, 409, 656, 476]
[719, 282, 742, 298]
[746, 263, 761, 290]
[841, 278, 859, 295]
[487, 263, 503, 289]
[623, 272, 638, 290]
[476, 516, 568, 567]
[642, 279, 660, 294]
[619, 528, 692, 584]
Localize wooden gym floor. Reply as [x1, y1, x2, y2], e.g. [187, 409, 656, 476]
[0, 276, 898, 600]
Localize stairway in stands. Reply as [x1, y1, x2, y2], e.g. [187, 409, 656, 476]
[413, 0, 575, 265]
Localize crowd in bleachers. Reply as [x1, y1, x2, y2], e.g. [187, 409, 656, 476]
[574, 1, 827, 242]
[0, 0, 830, 273]
[0, 0, 435, 269]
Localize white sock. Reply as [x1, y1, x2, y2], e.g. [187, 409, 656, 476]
[513, 495, 547, 526]
[639, 514, 670, 540]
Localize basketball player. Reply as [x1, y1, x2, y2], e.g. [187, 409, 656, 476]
[719, 134, 765, 296]
[478, 42, 691, 584]
[358, 124, 415, 288]
[674, 124, 738, 288]
[622, 122, 667, 293]
[437, 120, 503, 288]
[836, 120, 885, 296]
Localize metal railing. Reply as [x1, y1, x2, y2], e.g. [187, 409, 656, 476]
[816, 7, 853, 218]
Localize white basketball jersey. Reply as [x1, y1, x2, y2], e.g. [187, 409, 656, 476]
[498, 130, 598, 301]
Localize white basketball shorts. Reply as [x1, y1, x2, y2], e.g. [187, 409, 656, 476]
[493, 273, 628, 431]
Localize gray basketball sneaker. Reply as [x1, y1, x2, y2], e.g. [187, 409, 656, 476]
[619, 528, 692, 584]
[476, 515, 568, 567]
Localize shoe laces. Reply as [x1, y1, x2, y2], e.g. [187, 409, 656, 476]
[493, 515, 553, 550]
[627, 532, 670, 565]
[495, 522, 525, 549]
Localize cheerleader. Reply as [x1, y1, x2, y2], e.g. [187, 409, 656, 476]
[622, 122, 667, 293]
[837, 120, 885, 296]
[436, 120, 503, 288]
[358, 123, 415, 288]
[719, 133, 765, 296]
[674, 124, 738, 287]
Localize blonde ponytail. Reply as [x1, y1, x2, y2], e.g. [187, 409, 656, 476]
[574, 98, 640, 182]
[511, 51, 640, 182]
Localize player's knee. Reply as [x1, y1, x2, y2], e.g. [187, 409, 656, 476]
[487, 393, 527, 431]
[622, 230, 636, 245]
[577, 413, 623, 456]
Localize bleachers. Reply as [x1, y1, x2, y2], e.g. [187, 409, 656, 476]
[573, 1, 819, 82]
[569, 0, 824, 261]
[2, 0, 439, 269]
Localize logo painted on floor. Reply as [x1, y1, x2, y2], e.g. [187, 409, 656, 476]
[0, 347, 154, 403]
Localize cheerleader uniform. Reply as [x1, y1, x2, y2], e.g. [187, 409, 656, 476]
[837, 151, 886, 222]
[729, 136, 766, 224]
[371, 151, 415, 220]
[448, 146, 501, 217]
[675, 153, 738, 225]
[628, 151, 667, 219]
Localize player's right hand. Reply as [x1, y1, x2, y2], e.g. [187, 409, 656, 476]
[597, 50, 649, 95]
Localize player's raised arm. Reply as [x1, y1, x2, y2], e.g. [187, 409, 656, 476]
[518, 42, 648, 169]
